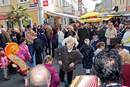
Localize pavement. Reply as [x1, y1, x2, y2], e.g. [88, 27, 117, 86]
[0, 64, 85, 87]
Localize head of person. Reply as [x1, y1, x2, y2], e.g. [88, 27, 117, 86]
[108, 21, 114, 29]
[29, 64, 51, 87]
[43, 55, 53, 64]
[96, 41, 105, 49]
[67, 25, 74, 31]
[44, 23, 48, 28]
[93, 49, 122, 85]
[19, 37, 26, 44]
[124, 20, 130, 31]
[66, 36, 75, 51]
[119, 23, 124, 29]
[84, 38, 90, 45]
[27, 25, 32, 30]
[115, 44, 124, 52]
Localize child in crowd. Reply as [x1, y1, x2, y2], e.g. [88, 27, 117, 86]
[94, 41, 106, 56]
[80, 38, 94, 74]
[0, 47, 9, 80]
[43, 55, 60, 87]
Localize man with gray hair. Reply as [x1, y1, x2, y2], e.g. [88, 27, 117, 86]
[29, 64, 51, 87]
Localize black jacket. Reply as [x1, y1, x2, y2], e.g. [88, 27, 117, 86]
[80, 44, 94, 69]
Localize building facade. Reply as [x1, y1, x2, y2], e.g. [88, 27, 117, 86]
[126, 0, 130, 12]
[112, 0, 127, 12]
[0, 0, 39, 28]
[95, 0, 112, 12]
[0, 0, 80, 28]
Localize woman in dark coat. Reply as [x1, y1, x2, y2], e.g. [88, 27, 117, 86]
[33, 38, 44, 65]
[55, 37, 83, 86]
[80, 38, 94, 74]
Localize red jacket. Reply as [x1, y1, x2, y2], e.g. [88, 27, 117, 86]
[44, 64, 60, 87]
[122, 64, 130, 87]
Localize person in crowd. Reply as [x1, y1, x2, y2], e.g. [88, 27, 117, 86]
[94, 41, 106, 56]
[62, 35, 79, 49]
[115, 44, 130, 87]
[90, 35, 100, 50]
[25, 25, 37, 66]
[33, 38, 44, 65]
[52, 25, 58, 57]
[117, 23, 126, 42]
[15, 37, 31, 86]
[64, 25, 76, 38]
[78, 23, 90, 48]
[80, 38, 94, 74]
[105, 21, 117, 49]
[57, 25, 64, 48]
[97, 21, 107, 42]
[37, 25, 47, 59]
[122, 21, 130, 52]
[32, 23, 38, 32]
[16, 37, 31, 64]
[29, 64, 51, 87]
[93, 49, 123, 87]
[43, 55, 60, 87]
[44, 23, 53, 55]
[0, 28, 8, 48]
[10, 32, 17, 43]
[55, 37, 83, 87]
[0, 48, 9, 80]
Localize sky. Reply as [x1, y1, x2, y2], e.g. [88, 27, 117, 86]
[82, 0, 102, 12]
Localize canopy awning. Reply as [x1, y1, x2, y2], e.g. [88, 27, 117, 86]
[45, 10, 79, 19]
[80, 12, 101, 19]
[79, 16, 112, 23]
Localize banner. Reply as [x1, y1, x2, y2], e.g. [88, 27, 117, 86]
[43, 0, 48, 6]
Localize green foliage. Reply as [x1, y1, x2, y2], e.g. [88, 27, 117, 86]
[7, 5, 29, 28]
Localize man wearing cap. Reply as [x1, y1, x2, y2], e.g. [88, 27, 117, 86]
[122, 21, 130, 52]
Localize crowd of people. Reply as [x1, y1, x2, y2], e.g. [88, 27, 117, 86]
[0, 19, 130, 87]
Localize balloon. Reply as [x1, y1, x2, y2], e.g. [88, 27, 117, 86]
[5, 42, 19, 56]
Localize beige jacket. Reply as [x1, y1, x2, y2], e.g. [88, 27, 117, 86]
[105, 28, 117, 45]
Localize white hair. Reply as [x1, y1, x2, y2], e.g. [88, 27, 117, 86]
[29, 64, 51, 87]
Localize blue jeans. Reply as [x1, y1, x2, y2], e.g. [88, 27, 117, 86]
[28, 44, 35, 67]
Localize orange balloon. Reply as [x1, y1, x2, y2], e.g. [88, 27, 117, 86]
[5, 42, 19, 57]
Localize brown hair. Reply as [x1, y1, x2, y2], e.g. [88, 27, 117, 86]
[96, 42, 105, 48]
[43, 55, 53, 64]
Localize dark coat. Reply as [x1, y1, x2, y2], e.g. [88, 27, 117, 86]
[80, 44, 94, 69]
[78, 28, 90, 48]
[37, 29, 48, 47]
[55, 46, 83, 72]
[33, 38, 44, 64]
[0, 34, 7, 48]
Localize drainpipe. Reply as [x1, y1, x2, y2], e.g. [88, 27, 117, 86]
[38, 0, 44, 25]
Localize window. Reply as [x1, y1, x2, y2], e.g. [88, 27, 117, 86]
[0, 0, 10, 6]
[63, 0, 69, 7]
[19, 0, 28, 3]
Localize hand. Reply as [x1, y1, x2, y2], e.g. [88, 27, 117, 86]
[58, 61, 62, 65]
[69, 62, 75, 68]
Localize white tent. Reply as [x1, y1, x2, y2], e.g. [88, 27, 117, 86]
[45, 10, 79, 19]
